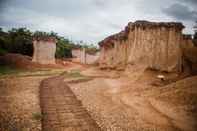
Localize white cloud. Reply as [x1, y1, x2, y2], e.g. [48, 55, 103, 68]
[0, 0, 195, 44]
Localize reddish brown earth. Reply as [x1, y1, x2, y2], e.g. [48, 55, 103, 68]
[68, 67, 197, 131]
[1, 56, 197, 131]
[0, 76, 46, 131]
[0, 53, 74, 69]
[40, 73, 101, 131]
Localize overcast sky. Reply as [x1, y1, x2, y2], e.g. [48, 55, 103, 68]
[0, 0, 197, 44]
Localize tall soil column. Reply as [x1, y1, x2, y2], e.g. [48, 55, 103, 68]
[32, 37, 57, 64]
[99, 21, 185, 72]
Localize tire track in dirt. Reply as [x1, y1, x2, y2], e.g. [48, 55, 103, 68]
[120, 95, 196, 131]
[40, 74, 101, 131]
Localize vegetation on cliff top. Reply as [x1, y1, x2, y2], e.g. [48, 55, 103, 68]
[0, 27, 98, 58]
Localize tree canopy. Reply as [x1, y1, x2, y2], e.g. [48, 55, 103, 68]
[0, 27, 99, 57]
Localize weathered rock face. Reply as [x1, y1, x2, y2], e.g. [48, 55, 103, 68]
[181, 35, 197, 74]
[72, 48, 100, 65]
[99, 21, 185, 72]
[32, 38, 57, 64]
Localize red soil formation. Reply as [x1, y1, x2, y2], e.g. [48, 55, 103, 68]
[0, 53, 71, 69]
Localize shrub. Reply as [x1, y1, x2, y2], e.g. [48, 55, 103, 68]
[32, 112, 42, 121]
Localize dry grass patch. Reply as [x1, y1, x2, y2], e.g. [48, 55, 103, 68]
[0, 68, 65, 131]
[64, 69, 93, 83]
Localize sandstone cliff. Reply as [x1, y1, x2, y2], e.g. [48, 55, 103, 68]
[32, 37, 57, 64]
[99, 21, 185, 72]
[181, 35, 197, 74]
[72, 48, 100, 65]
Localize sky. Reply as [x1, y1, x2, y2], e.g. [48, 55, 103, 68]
[0, 0, 197, 44]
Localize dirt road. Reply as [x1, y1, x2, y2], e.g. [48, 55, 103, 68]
[40, 73, 101, 131]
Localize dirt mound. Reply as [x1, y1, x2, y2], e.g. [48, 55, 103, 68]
[153, 76, 197, 109]
[133, 68, 189, 88]
[69, 66, 197, 131]
[150, 76, 197, 131]
[0, 53, 65, 69]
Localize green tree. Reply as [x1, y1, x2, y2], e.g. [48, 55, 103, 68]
[7, 28, 33, 56]
[56, 37, 74, 58]
[0, 27, 91, 58]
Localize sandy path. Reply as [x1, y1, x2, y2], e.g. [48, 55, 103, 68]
[40, 73, 101, 131]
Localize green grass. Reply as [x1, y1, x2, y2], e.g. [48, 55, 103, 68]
[0, 48, 7, 55]
[68, 72, 83, 77]
[64, 69, 93, 83]
[0, 65, 66, 77]
[66, 69, 84, 78]
[32, 112, 42, 121]
[0, 65, 24, 76]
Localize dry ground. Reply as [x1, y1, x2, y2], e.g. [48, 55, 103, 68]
[0, 62, 197, 131]
[0, 61, 87, 131]
[40, 74, 100, 131]
[0, 76, 45, 131]
[0, 69, 65, 131]
[68, 67, 197, 131]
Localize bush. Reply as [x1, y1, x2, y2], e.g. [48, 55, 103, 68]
[32, 112, 42, 121]
[0, 48, 7, 56]
[0, 27, 98, 59]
